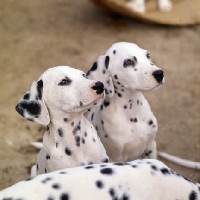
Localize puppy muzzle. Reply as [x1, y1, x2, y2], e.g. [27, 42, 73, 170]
[152, 69, 164, 84]
[91, 81, 104, 94]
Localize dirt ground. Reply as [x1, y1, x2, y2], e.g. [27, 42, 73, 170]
[0, 0, 199, 190]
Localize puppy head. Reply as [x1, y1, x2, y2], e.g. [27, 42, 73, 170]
[16, 66, 104, 125]
[87, 42, 165, 96]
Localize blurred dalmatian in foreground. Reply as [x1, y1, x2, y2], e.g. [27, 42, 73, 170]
[0, 159, 199, 200]
[15, 66, 109, 176]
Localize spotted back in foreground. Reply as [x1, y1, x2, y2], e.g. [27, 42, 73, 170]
[0, 159, 199, 200]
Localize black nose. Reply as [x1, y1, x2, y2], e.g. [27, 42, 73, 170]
[91, 81, 104, 94]
[152, 69, 164, 83]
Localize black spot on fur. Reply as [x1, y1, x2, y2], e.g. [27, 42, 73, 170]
[16, 101, 41, 118]
[75, 136, 81, 147]
[64, 118, 68, 122]
[118, 93, 122, 97]
[148, 120, 153, 125]
[93, 138, 96, 142]
[79, 136, 84, 144]
[91, 113, 94, 121]
[87, 62, 98, 76]
[102, 158, 109, 163]
[60, 193, 69, 200]
[122, 194, 130, 200]
[47, 196, 54, 200]
[96, 180, 104, 189]
[41, 177, 52, 184]
[46, 155, 50, 160]
[71, 121, 74, 126]
[59, 171, 67, 174]
[113, 50, 116, 54]
[151, 165, 158, 171]
[80, 101, 83, 106]
[52, 183, 61, 190]
[133, 56, 137, 62]
[189, 191, 197, 200]
[37, 79, 43, 100]
[105, 56, 110, 69]
[131, 165, 137, 168]
[102, 69, 106, 74]
[109, 188, 115, 197]
[72, 123, 81, 135]
[84, 131, 87, 137]
[145, 150, 152, 156]
[56, 142, 59, 148]
[65, 147, 72, 156]
[104, 100, 110, 107]
[105, 88, 109, 95]
[85, 166, 94, 169]
[114, 162, 125, 166]
[25, 177, 34, 181]
[124, 105, 127, 109]
[137, 100, 139, 105]
[23, 92, 30, 100]
[100, 168, 114, 175]
[130, 118, 137, 122]
[100, 104, 104, 111]
[114, 75, 118, 79]
[161, 168, 170, 175]
[58, 128, 64, 137]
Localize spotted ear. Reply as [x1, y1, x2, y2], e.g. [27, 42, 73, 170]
[86, 55, 114, 98]
[15, 80, 50, 126]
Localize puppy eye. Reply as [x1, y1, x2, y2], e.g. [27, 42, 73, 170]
[58, 77, 72, 86]
[123, 59, 133, 68]
[146, 52, 151, 60]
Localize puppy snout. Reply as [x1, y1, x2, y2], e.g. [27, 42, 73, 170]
[91, 81, 104, 94]
[152, 69, 164, 83]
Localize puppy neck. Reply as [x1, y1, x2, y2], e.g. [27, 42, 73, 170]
[110, 85, 142, 106]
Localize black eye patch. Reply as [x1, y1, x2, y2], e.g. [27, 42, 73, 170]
[58, 77, 72, 86]
[123, 59, 133, 68]
[123, 57, 138, 68]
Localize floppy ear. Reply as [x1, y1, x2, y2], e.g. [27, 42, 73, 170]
[86, 55, 114, 98]
[15, 79, 50, 126]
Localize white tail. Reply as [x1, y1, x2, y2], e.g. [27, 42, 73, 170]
[31, 142, 43, 149]
[158, 151, 200, 170]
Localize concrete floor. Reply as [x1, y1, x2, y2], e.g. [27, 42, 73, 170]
[0, 0, 199, 190]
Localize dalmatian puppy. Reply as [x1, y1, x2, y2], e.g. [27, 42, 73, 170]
[15, 66, 109, 176]
[126, 0, 173, 13]
[86, 42, 200, 170]
[86, 42, 164, 162]
[0, 159, 199, 200]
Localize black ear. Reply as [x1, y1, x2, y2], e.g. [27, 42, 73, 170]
[87, 55, 114, 98]
[15, 80, 50, 126]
